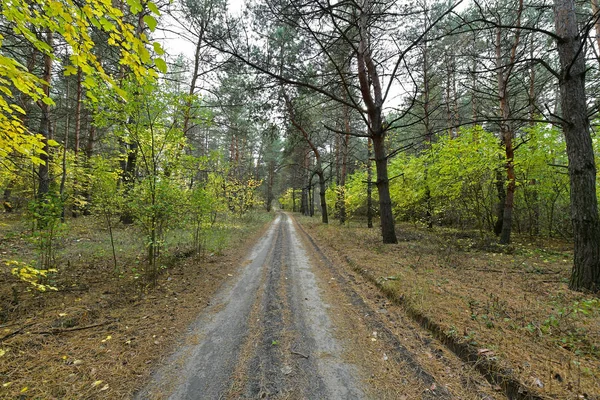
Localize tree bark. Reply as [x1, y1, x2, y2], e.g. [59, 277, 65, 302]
[317, 170, 328, 223]
[554, 0, 600, 291]
[357, 1, 397, 243]
[495, 1, 522, 245]
[367, 138, 373, 229]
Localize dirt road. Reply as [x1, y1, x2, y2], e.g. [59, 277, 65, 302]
[136, 213, 501, 400]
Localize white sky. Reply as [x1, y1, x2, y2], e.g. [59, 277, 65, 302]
[157, 0, 246, 61]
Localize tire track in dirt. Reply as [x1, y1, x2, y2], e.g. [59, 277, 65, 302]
[134, 215, 282, 399]
[292, 216, 544, 400]
[241, 217, 288, 398]
[292, 216, 475, 400]
[135, 213, 365, 399]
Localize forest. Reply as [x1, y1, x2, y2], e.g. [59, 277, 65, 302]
[0, 0, 599, 398]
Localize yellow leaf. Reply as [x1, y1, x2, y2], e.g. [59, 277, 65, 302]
[92, 380, 103, 387]
[0, 349, 6, 357]
[2, 382, 11, 387]
[21, 387, 28, 393]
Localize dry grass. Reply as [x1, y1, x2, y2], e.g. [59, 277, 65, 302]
[298, 217, 600, 400]
[0, 211, 273, 399]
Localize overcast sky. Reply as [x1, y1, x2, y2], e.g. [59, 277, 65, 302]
[156, 0, 245, 60]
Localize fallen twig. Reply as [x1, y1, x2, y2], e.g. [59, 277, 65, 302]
[31, 321, 113, 335]
[0, 323, 35, 342]
[291, 350, 309, 359]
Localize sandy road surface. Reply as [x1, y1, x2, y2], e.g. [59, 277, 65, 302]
[136, 213, 501, 400]
[136, 213, 364, 399]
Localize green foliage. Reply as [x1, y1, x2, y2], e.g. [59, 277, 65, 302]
[326, 167, 375, 222]
[0, 0, 163, 162]
[512, 124, 570, 235]
[529, 298, 600, 356]
[279, 188, 297, 210]
[89, 155, 123, 273]
[27, 193, 64, 269]
[222, 177, 263, 217]
[387, 126, 502, 228]
[335, 124, 575, 236]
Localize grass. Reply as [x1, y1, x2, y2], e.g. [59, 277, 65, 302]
[297, 215, 599, 400]
[0, 209, 274, 399]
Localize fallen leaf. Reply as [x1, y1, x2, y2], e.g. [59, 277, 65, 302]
[92, 380, 103, 387]
[101, 335, 112, 343]
[2, 382, 11, 388]
[478, 348, 495, 357]
[100, 384, 109, 391]
[0, 349, 6, 357]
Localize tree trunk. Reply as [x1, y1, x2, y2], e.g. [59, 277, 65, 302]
[356, 1, 397, 243]
[119, 138, 137, 224]
[499, 145, 516, 244]
[3, 185, 13, 212]
[554, 0, 600, 291]
[338, 104, 350, 224]
[495, 13, 522, 245]
[367, 137, 373, 228]
[266, 160, 274, 212]
[301, 187, 308, 215]
[292, 188, 296, 212]
[372, 134, 397, 243]
[318, 169, 328, 224]
[494, 166, 506, 236]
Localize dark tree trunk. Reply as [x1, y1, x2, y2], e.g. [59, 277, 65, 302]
[266, 160, 274, 212]
[301, 187, 308, 216]
[338, 103, 350, 225]
[367, 137, 373, 229]
[317, 170, 328, 224]
[292, 188, 296, 212]
[372, 134, 397, 243]
[494, 166, 506, 236]
[119, 139, 138, 224]
[3, 186, 13, 212]
[357, 3, 397, 243]
[554, 0, 600, 291]
[499, 148, 516, 244]
[310, 183, 315, 217]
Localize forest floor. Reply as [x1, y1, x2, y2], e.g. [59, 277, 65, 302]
[1, 211, 598, 399]
[298, 216, 599, 400]
[0, 211, 273, 399]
